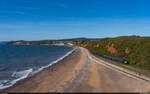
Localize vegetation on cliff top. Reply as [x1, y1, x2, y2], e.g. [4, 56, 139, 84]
[6, 36, 150, 70]
[77, 36, 150, 70]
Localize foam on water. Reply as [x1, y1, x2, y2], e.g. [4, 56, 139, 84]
[31, 47, 76, 75]
[0, 68, 32, 90]
[0, 47, 76, 90]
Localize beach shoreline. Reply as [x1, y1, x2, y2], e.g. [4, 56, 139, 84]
[1, 47, 150, 93]
[0, 47, 79, 93]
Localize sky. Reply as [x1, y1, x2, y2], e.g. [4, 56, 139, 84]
[0, 0, 150, 41]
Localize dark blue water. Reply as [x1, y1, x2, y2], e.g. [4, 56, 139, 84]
[0, 44, 75, 89]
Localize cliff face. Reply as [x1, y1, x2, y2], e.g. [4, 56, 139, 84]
[106, 43, 117, 54]
[13, 42, 23, 45]
[78, 36, 150, 70]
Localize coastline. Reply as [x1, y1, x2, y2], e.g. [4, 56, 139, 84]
[0, 47, 77, 92]
[30, 47, 77, 76]
[1, 47, 150, 92]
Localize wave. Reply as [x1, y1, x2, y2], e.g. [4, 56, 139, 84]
[0, 68, 32, 90]
[31, 47, 77, 75]
[0, 47, 76, 90]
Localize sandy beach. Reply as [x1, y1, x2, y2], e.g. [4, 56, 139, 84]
[0, 48, 82, 93]
[1, 47, 150, 93]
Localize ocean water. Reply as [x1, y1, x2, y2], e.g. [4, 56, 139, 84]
[0, 44, 75, 89]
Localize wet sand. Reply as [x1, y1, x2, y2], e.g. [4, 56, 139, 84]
[1, 47, 150, 93]
[1, 48, 83, 93]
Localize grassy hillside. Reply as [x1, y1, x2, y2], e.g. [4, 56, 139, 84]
[77, 36, 150, 70]
[7, 36, 150, 70]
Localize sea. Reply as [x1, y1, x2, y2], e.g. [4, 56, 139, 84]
[0, 44, 75, 90]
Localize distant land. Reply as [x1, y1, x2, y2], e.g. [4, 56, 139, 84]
[5, 35, 150, 71]
[5, 37, 94, 45]
[1, 35, 150, 92]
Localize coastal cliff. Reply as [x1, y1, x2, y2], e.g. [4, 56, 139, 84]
[77, 36, 150, 70]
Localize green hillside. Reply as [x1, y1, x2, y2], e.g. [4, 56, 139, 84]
[78, 36, 150, 70]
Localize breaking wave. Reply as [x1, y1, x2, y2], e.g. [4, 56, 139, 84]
[0, 47, 76, 90]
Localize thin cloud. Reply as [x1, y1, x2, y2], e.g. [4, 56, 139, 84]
[0, 24, 29, 29]
[15, 11, 25, 15]
[18, 6, 41, 10]
[57, 3, 68, 8]
[0, 11, 25, 15]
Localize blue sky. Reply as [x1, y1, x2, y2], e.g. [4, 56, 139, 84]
[0, 0, 150, 41]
